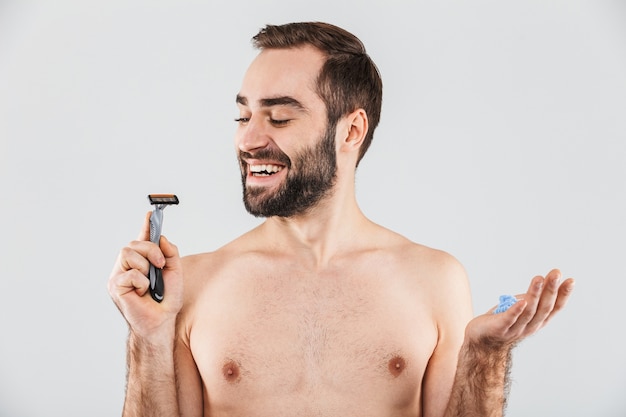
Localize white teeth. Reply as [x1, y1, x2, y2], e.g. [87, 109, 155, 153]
[250, 164, 283, 174]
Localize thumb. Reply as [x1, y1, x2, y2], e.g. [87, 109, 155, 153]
[160, 235, 180, 264]
[137, 211, 152, 241]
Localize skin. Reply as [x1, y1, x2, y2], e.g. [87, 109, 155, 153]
[108, 45, 575, 417]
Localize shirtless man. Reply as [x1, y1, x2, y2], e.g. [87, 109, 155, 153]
[108, 22, 575, 416]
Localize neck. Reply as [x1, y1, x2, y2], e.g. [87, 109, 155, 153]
[261, 180, 370, 268]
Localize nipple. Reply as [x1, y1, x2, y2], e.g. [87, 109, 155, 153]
[222, 359, 241, 382]
[388, 355, 406, 377]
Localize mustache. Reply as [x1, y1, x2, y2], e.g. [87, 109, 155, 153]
[239, 148, 291, 167]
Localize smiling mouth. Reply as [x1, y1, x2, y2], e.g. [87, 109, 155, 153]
[249, 164, 284, 177]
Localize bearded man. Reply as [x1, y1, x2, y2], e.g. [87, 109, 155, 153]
[108, 22, 575, 417]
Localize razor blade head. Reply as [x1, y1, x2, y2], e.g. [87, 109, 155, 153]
[148, 194, 179, 205]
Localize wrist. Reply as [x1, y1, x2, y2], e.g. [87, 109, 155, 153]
[462, 339, 513, 364]
[464, 327, 518, 354]
[129, 317, 177, 348]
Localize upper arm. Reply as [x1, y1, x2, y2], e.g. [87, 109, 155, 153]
[421, 253, 473, 417]
[175, 255, 206, 417]
[175, 337, 204, 417]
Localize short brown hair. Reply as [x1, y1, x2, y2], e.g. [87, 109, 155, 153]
[252, 22, 383, 166]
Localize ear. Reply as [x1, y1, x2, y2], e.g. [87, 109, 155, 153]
[338, 108, 369, 153]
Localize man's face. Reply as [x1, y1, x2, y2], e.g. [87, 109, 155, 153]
[239, 121, 337, 217]
[235, 46, 337, 218]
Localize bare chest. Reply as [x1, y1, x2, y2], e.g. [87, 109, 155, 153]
[188, 263, 437, 415]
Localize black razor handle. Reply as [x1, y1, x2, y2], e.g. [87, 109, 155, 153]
[149, 264, 164, 303]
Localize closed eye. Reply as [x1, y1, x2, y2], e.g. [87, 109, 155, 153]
[270, 118, 291, 126]
[234, 117, 291, 126]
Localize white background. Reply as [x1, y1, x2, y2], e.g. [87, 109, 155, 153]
[1, 1, 625, 416]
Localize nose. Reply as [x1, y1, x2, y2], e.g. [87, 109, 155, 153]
[236, 117, 270, 153]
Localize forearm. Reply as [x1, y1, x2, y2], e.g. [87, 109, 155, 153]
[123, 326, 180, 417]
[444, 339, 514, 417]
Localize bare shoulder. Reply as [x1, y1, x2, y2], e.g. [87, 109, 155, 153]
[373, 226, 473, 321]
[179, 236, 250, 290]
[177, 226, 270, 296]
[175, 232, 256, 331]
[375, 226, 467, 284]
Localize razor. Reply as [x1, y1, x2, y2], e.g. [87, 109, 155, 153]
[147, 194, 179, 303]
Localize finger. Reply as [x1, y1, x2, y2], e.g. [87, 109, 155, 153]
[159, 236, 182, 290]
[477, 299, 528, 345]
[554, 278, 575, 312]
[159, 235, 180, 265]
[117, 246, 152, 277]
[137, 211, 152, 241]
[127, 240, 166, 270]
[507, 275, 544, 335]
[524, 269, 561, 333]
[543, 277, 575, 326]
[499, 298, 528, 333]
[108, 268, 150, 298]
[114, 241, 165, 275]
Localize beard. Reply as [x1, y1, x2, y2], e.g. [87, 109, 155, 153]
[239, 123, 338, 218]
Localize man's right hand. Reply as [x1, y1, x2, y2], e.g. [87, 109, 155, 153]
[108, 212, 184, 340]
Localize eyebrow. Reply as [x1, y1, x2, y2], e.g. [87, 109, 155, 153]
[236, 94, 308, 112]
